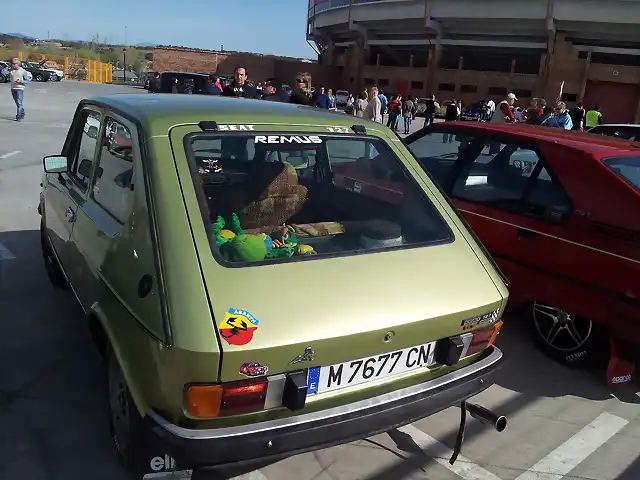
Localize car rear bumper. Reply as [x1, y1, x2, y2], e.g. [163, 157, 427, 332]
[141, 346, 503, 469]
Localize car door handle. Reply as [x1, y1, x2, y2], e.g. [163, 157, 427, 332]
[65, 207, 76, 223]
[517, 227, 538, 239]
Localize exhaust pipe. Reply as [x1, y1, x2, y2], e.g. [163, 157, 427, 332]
[465, 402, 507, 432]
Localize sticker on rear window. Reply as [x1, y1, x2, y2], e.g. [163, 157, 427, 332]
[219, 308, 260, 346]
[218, 124, 255, 131]
[254, 135, 322, 144]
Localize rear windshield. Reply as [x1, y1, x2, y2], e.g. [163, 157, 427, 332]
[186, 133, 453, 266]
[603, 156, 640, 191]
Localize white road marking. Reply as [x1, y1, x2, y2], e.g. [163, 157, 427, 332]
[0, 150, 21, 159]
[0, 242, 15, 260]
[397, 424, 503, 480]
[514, 412, 629, 480]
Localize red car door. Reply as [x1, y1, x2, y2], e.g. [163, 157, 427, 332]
[407, 125, 576, 309]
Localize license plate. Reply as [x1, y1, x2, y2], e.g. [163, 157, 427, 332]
[307, 342, 436, 396]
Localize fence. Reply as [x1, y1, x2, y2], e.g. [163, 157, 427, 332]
[3, 50, 112, 83]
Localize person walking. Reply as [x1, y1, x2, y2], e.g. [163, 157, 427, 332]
[442, 100, 460, 143]
[585, 105, 603, 129]
[402, 97, 415, 134]
[355, 92, 368, 118]
[554, 102, 573, 130]
[568, 102, 586, 131]
[222, 66, 258, 98]
[363, 87, 382, 122]
[386, 95, 401, 131]
[423, 95, 438, 127]
[2, 58, 32, 121]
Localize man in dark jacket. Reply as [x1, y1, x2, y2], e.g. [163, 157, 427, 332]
[262, 79, 290, 102]
[222, 66, 258, 98]
[534, 106, 561, 128]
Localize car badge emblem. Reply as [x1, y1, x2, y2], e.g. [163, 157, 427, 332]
[289, 347, 314, 365]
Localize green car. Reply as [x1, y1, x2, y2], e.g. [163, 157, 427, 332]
[39, 94, 509, 478]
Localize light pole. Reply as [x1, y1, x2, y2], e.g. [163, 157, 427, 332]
[122, 47, 127, 82]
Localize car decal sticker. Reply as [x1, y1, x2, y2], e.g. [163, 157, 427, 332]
[218, 124, 255, 131]
[239, 362, 269, 377]
[219, 308, 260, 346]
[254, 135, 322, 144]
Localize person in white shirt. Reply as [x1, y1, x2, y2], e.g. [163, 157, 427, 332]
[1, 58, 32, 121]
[363, 86, 382, 123]
[486, 99, 496, 119]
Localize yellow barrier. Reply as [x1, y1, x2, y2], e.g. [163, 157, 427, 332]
[4, 49, 112, 83]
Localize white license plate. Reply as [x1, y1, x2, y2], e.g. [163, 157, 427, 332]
[307, 342, 436, 395]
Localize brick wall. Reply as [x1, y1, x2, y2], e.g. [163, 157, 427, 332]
[152, 47, 342, 89]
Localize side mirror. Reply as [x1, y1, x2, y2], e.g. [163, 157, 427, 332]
[43, 155, 68, 173]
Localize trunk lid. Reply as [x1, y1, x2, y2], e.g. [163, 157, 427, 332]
[207, 240, 504, 382]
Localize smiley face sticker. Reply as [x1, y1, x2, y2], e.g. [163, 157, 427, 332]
[218, 308, 260, 346]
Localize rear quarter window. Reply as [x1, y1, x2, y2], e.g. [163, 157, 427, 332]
[603, 156, 640, 192]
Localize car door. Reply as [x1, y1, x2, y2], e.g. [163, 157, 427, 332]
[43, 107, 102, 277]
[68, 112, 167, 341]
[406, 125, 574, 305]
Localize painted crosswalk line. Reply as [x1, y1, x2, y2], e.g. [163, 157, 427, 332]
[398, 424, 503, 480]
[514, 412, 629, 480]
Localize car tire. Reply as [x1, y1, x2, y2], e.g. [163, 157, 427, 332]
[529, 301, 608, 368]
[40, 221, 68, 290]
[35, 74, 44, 82]
[107, 346, 144, 473]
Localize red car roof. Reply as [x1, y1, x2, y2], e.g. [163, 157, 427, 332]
[437, 122, 640, 156]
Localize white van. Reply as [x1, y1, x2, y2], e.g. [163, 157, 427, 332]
[335, 90, 350, 106]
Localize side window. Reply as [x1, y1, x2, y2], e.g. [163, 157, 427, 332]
[91, 117, 135, 224]
[406, 130, 476, 186]
[452, 140, 571, 219]
[69, 110, 101, 192]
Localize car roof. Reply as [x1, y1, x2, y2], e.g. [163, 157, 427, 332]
[85, 94, 376, 134]
[439, 122, 640, 155]
[591, 124, 640, 129]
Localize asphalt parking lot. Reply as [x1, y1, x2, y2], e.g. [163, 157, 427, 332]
[1, 81, 639, 480]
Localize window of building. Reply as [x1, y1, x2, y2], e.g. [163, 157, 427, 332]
[513, 89, 532, 99]
[349, 77, 355, 85]
[92, 117, 135, 224]
[488, 87, 507, 96]
[411, 81, 424, 90]
[463, 51, 511, 72]
[460, 85, 477, 94]
[513, 54, 542, 75]
[591, 52, 640, 67]
[439, 47, 461, 69]
[364, 78, 375, 86]
[439, 83, 455, 92]
[561, 93, 578, 103]
[378, 78, 389, 87]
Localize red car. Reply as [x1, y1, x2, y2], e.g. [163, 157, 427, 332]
[343, 122, 640, 384]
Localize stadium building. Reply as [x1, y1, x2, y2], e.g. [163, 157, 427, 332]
[307, 0, 640, 123]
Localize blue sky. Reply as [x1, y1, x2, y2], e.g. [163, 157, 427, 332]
[1, 0, 317, 58]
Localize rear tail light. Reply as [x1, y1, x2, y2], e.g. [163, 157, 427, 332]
[186, 378, 268, 419]
[466, 320, 503, 357]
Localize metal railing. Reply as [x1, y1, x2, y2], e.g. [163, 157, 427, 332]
[308, 0, 387, 17]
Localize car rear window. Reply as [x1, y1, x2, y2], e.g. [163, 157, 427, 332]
[603, 156, 640, 191]
[185, 133, 453, 266]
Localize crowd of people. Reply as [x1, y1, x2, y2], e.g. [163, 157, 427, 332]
[148, 66, 607, 136]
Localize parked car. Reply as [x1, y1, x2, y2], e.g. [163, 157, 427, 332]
[461, 102, 490, 122]
[404, 122, 640, 382]
[21, 61, 51, 82]
[436, 100, 454, 118]
[0, 61, 9, 83]
[154, 71, 209, 93]
[33, 61, 64, 81]
[335, 89, 350, 106]
[39, 95, 508, 478]
[588, 124, 640, 141]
